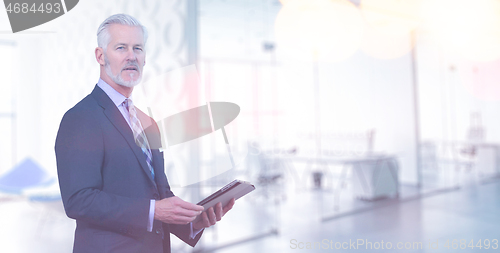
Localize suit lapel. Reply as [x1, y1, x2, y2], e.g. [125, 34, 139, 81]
[91, 85, 157, 187]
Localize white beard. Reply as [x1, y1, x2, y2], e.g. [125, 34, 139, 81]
[104, 55, 142, 88]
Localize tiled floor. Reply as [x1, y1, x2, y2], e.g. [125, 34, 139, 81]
[1, 174, 499, 253]
[190, 176, 500, 253]
[0, 197, 75, 253]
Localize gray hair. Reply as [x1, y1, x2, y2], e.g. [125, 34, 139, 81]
[97, 14, 148, 52]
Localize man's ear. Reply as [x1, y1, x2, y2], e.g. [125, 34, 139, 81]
[95, 47, 105, 66]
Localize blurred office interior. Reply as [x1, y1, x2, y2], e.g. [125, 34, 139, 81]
[1, 0, 500, 252]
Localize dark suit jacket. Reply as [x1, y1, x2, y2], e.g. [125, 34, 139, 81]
[55, 85, 202, 253]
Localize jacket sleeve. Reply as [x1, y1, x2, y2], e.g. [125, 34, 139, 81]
[55, 108, 150, 237]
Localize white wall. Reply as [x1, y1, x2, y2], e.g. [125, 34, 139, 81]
[0, 0, 193, 178]
[199, 0, 420, 184]
[417, 33, 500, 144]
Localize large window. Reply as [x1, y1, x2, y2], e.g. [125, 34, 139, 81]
[0, 42, 15, 175]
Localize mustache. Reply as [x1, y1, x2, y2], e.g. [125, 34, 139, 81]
[122, 62, 140, 71]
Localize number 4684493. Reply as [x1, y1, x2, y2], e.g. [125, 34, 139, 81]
[6, 3, 62, 14]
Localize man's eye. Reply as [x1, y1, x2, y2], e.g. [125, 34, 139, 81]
[134, 47, 143, 51]
[117, 46, 124, 50]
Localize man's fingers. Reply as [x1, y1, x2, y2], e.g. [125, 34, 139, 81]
[222, 198, 235, 215]
[172, 197, 203, 217]
[201, 211, 210, 227]
[155, 197, 204, 224]
[171, 215, 196, 225]
[157, 197, 235, 226]
[215, 202, 223, 221]
[176, 198, 204, 212]
[208, 207, 217, 225]
[169, 209, 197, 224]
[192, 199, 236, 229]
[174, 207, 202, 218]
[193, 211, 210, 230]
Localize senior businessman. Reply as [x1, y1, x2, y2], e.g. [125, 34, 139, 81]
[55, 14, 234, 253]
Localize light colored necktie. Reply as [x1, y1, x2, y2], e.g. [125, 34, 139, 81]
[123, 98, 155, 179]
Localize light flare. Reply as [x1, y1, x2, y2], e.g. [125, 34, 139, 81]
[422, 0, 500, 62]
[275, 0, 364, 62]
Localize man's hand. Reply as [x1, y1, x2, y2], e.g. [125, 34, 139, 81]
[192, 198, 235, 230]
[154, 196, 204, 224]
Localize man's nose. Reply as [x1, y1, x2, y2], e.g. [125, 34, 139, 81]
[125, 48, 137, 61]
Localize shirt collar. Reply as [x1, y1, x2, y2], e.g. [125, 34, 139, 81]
[97, 78, 129, 107]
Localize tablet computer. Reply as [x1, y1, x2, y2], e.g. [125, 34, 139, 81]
[193, 179, 255, 223]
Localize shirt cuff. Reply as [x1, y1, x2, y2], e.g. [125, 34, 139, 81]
[147, 199, 155, 232]
[189, 222, 203, 239]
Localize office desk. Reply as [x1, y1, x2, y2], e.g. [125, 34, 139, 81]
[423, 141, 500, 178]
[291, 155, 399, 209]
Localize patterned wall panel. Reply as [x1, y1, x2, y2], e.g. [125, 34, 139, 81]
[34, 0, 194, 172]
